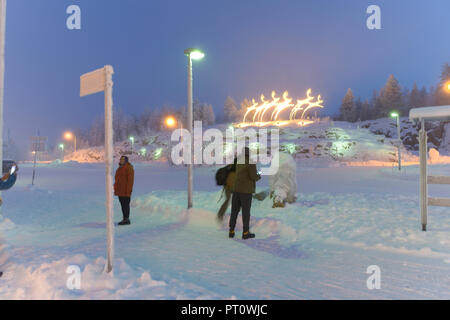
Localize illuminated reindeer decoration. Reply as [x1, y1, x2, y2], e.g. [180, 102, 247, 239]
[240, 89, 324, 127]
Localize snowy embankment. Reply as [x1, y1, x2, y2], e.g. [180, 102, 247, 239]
[0, 162, 449, 299]
[61, 118, 450, 167]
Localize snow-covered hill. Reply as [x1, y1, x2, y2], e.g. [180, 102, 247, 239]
[62, 118, 450, 166]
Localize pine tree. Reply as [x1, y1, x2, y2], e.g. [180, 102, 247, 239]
[339, 88, 355, 122]
[202, 104, 216, 126]
[401, 87, 410, 115]
[3, 130, 18, 160]
[240, 98, 252, 121]
[380, 75, 403, 117]
[223, 96, 239, 122]
[360, 99, 370, 121]
[88, 116, 105, 147]
[354, 98, 363, 122]
[419, 86, 428, 107]
[434, 63, 450, 106]
[193, 100, 216, 126]
[407, 82, 421, 113]
[428, 86, 436, 106]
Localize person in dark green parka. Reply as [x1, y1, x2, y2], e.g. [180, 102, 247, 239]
[229, 148, 261, 240]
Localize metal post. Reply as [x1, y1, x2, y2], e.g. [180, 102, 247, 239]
[187, 56, 193, 209]
[104, 65, 114, 272]
[396, 115, 401, 171]
[0, 0, 6, 201]
[419, 118, 427, 231]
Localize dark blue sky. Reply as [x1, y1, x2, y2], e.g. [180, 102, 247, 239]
[4, 0, 450, 149]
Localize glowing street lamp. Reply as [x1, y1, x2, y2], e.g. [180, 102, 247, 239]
[59, 143, 64, 160]
[390, 112, 402, 171]
[445, 81, 450, 93]
[164, 116, 177, 128]
[184, 48, 205, 209]
[190, 51, 205, 60]
[129, 136, 135, 153]
[64, 131, 77, 153]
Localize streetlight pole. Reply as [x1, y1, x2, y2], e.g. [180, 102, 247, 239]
[0, 0, 6, 196]
[64, 132, 77, 153]
[391, 112, 401, 171]
[59, 144, 64, 160]
[184, 48, 204, 209]
[129, 136, 134, 153]
[187, 55, 193, 209]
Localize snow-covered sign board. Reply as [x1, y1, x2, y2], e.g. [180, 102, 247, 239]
[80, 68, 105, 97]
[80, 65, 115, 273]
[409, 105, 450, 121]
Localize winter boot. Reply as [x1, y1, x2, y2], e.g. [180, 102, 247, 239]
[118, 219, 130, 226]
[229, 230, 235, 238]
[242, 231, 255, 240]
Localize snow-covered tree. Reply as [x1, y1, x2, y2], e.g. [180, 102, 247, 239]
[223, 96, 239, 122]
[2, 129, 18, 160]
[369, 90, 382, 119]
[408, 82, 428, 112]
[113, 108, 136, 143]
[401, 87, 410, 115]
[193, 100, 215, 126]
[202, 103, 216, 126]
[419, 86, 429, 107]
[356, 98, 365, 122]
[239, 98, 252, 121]
[380, 75, 403, 117]
[88, 116, 105, 147]
[339, 88, 356, 122]
[360, 99, 370, 121]
[434, 63, 450, 106]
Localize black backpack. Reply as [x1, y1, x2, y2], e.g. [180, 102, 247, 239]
[215, 165, 232, 186]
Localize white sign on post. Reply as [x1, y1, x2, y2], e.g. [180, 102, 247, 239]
[80, 65, 115, 273]
[80, 68, 106, 97]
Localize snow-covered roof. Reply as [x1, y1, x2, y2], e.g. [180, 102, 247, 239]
[409, 105, 450, 121]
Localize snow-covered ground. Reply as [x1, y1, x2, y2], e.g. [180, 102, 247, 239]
[0, 160, 449, 299]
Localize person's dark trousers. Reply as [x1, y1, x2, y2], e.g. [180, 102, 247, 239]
[229, 192, 252, 233]
[119, 196, 131, 220]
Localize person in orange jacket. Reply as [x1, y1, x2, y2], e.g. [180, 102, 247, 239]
[114, 156, 134, 225]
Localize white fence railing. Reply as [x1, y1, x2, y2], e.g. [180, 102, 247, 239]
[418, 118, 450, 231]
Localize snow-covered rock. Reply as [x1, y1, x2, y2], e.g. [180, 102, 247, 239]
[361, 117, 450, 154]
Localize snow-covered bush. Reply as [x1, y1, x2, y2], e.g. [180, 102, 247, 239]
[268, 152, 297, 208]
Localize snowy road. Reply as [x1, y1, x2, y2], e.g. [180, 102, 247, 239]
[0, 162, 449, 299]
